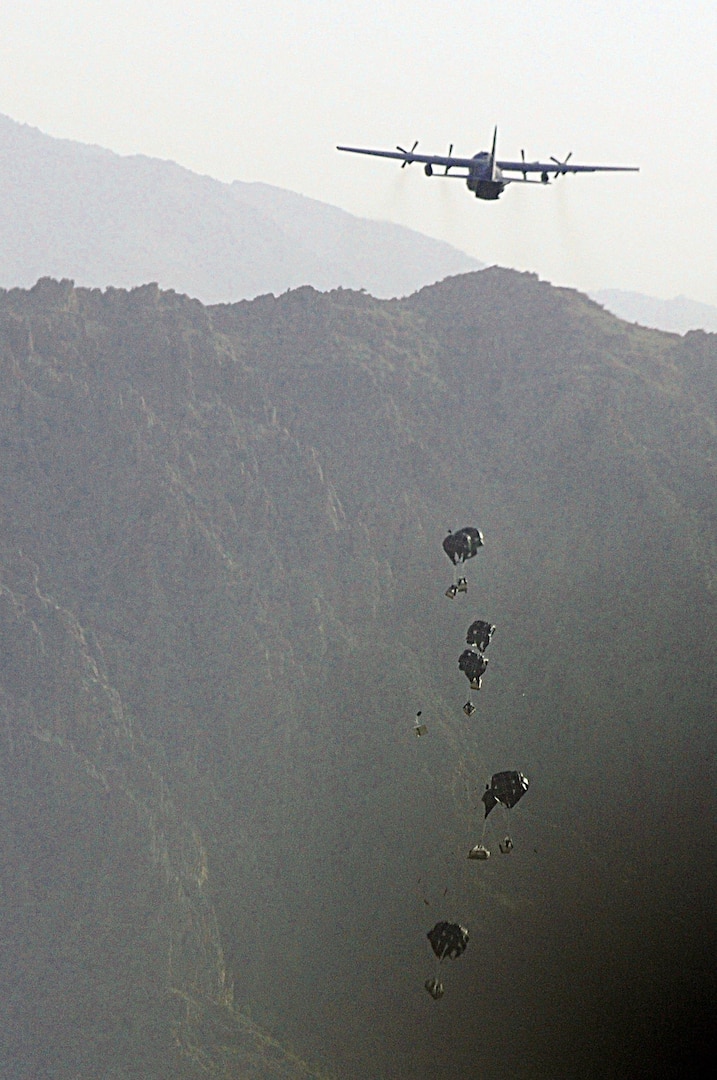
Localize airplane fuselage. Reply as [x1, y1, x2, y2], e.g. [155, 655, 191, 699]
[466, 151, 505, 200]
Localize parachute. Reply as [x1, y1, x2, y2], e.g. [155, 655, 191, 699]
[442, 528, 484, 565]
[482, 771, 530, 816]
[421, 515, 533, 992]
[474, 772, 529, 858]
[465, 620, 495, 653]
[443, 527, 484, 598]
[424, 921, 469, 999]
[481, 786, 499, 818]
[460, 624, 493, 711]
[427, 921, 469, 961]
[458, 649, 489, 690]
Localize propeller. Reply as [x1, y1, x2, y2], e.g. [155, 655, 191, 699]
[550, 152, 573, 178]
[396, 140, 418, 167]
[444, 143, 454, 175]
[520, 148, 527, 181]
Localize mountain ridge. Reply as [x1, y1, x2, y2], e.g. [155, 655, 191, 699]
[0, 112, 481, 302]
[0, 269, 715, 1078]
[4, 113, 717, 334]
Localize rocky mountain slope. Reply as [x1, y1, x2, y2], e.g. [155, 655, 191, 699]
[0, 114, 480, 303]
[0, 270, 715, 1078]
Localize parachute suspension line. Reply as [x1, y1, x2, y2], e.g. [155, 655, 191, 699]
[451, 757, 473, 817]
[499, 806, 514, 854]
[446, 561, 459, 598]
[445, 831, 479, 921]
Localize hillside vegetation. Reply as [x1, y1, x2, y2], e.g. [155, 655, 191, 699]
[0, 269, 715, 1078]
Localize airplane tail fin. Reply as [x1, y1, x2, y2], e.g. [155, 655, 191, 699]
[490, 126, 498, 179]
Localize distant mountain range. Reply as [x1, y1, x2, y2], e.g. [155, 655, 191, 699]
[1, 113, 715, 332]
[0, 113, 481, 302]
[590, 288, 717, 334]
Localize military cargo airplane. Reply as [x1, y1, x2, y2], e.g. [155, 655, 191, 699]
[337, 127, 638, 200]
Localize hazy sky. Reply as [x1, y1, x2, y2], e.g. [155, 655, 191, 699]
[1, 1, 716, 304]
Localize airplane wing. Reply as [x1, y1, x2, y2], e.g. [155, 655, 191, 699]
[337, 145, 639, 177]
[337, 145, 481, 171]
[497, 159, 639, 175]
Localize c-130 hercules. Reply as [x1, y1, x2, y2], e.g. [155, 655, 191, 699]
[338, 127, 638, 200]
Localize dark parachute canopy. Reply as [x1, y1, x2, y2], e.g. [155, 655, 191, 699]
[481, 771, 530, 818]
[458, 649, 489, 687]
[442, 527, 484, 565]
[466, 620, 495, 652]
[427, 921, 469, 961]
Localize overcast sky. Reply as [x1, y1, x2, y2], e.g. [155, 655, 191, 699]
[1, 1, 715, 304]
